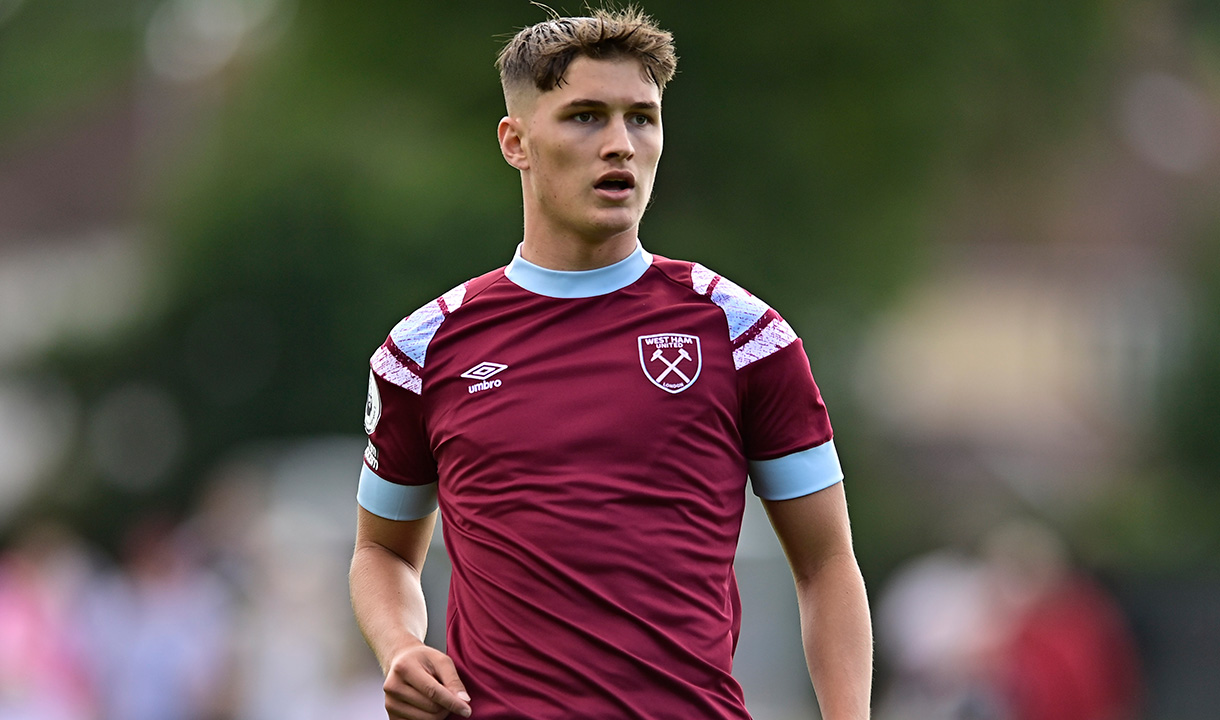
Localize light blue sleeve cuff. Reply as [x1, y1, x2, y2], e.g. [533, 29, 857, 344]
[357, 464, 439, 521]
[748, 439, 844, 501]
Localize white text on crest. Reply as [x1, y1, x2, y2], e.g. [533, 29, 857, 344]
[642, 337, 687, 349]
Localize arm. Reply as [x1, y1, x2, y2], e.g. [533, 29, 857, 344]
[763, 482, 873, 720]
[350, 506, 472, 719]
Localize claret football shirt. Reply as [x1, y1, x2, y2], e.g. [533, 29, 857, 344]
[359, 242, 842, 719]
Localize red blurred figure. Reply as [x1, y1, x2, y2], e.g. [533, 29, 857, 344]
[1002, 575, 1142, 720]
[984, 520, 1142, 720]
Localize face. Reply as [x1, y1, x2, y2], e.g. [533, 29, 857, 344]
[501, 56, 663, 245]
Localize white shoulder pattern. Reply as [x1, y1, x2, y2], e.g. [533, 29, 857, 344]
[691, 263, 797, 370]
[370, 282, 468, 394]
[733, 317, 798, 370]
[692, 263, 769, 341]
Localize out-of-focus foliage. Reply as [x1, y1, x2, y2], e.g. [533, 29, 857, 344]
[5, 0, 1118, 548]
[0, 1, 137, 137]
[1165, 216, 1220, 483]
[1144, 3, 1220, 566]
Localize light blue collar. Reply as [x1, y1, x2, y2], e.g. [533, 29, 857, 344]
[504, 242, 653, 298]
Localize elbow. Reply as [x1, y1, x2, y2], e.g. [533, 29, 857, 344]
[792, 549, 863, 591]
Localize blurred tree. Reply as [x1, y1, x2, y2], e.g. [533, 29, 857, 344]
[4, 0, 1116, 551]
[1159, 216, 1220, 557]
[0, 0, 139, 139]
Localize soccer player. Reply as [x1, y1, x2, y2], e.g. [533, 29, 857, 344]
[349, 8, 873, 720]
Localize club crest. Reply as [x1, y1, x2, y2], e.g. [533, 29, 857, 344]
[638, 333, 702, 394]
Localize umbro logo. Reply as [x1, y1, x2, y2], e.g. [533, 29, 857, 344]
[461, 362, 507, 380]
[462, 361, 507, 394]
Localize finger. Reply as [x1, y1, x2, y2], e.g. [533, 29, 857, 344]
[385, 693, 449, 720]
[384, 680, 445, 714]
[408, 658, 472, 718]
[428, 654, 472, 709]
[407, 674, 471, 719]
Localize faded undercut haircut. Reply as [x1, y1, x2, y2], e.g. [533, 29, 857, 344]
[497, 6, 678, 109]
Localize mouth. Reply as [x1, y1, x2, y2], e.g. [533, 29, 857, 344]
[594, 171, 636, 199]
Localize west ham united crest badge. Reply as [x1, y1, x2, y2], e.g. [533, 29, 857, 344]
[638, 333, 702, 394]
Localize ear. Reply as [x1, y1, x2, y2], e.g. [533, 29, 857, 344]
[498, 116, 530, 171]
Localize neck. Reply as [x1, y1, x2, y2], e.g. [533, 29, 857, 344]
[520, 211, 639, 271]
[521, 233, 638, 271]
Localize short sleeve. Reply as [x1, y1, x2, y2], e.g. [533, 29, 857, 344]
[357, 365, 439, 521]
[740, 337, 842, 500]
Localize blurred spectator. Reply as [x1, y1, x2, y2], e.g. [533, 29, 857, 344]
[0, 456, 394, 720]
[0, 523, 98, 720]
[984, 521, 1142, 720]
[232, 493, 373, 720]
[185, 447, 387, 720]
[83, 514, 236, 720]
[876, 519, 1143, 720]
[875, 550, 1009, 720]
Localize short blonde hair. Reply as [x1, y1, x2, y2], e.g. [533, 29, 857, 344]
[497, 6, 678, 101]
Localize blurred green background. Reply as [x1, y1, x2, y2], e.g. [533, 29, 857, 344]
[1, 1, 1218, 718]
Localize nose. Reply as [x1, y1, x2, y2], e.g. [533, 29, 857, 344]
[601, 117, 635, 161]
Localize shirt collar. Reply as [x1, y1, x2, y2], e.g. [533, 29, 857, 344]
[504, 242, 653, 298]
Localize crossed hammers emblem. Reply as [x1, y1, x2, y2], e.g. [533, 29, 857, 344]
[639, 334, 701, 394]
[649, 346, 693, 384]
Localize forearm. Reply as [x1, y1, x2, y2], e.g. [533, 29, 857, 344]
[350, 541, 431, 672]
[795, 551, 873, 720]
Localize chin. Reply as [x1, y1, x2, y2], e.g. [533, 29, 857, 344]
[585, 210, 642, 236]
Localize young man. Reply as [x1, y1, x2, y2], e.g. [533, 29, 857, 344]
[350, 8, 872, 720]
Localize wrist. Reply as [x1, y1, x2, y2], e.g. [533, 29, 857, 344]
[379, 633, 429, 673]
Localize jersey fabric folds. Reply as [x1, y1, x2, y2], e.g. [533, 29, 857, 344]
[359, 243, 842, 720]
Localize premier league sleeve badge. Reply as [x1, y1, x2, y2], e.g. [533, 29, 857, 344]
[364, 370, 383, 435]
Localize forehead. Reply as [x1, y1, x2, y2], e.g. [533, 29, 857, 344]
[541, 56, 661, 108]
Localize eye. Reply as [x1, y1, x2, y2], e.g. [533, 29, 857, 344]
[630, 113, 655, 126]
[573, 112, 595, 123]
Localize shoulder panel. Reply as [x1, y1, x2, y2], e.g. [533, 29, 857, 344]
[372, 343, 423, 394]
[370, 280, 470, 393]
[690, 263, 798, 369]
[733, 316, 798, 370]
[393, 282, 467, 367]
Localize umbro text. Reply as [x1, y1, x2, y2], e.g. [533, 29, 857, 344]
[468, 379, 503, 394]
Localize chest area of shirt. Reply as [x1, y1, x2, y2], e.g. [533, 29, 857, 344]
[420, 295, 739, 443]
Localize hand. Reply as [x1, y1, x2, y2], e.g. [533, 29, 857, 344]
[383, 644, 473, 719]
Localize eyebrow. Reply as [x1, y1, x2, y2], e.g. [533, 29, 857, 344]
[562, 99, 661, 111]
